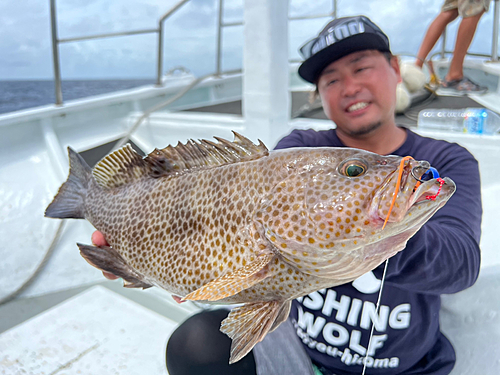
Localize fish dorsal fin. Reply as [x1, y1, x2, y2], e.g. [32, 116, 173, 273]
[93, 144, 147, 189]
[144, 131, 269, 177]
[92, 133, 268, 187]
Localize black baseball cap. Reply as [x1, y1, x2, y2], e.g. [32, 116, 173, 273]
[298, 15, 391, 83]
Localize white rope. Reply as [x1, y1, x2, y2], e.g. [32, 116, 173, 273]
[361, 258, 390, 375]
[112, 69, 242, 151]
[0, 221, 66, 305]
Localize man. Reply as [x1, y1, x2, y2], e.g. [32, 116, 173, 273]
[415, 0, 489, 94]
[94, 15, 482, 375]
[268, 15, 482, 375]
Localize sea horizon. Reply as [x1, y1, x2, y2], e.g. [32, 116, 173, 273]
[0, 77, 155, 81]
[0, 78, 156, 115]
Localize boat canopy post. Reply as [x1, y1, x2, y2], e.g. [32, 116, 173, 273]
[242, 0, 290, 147]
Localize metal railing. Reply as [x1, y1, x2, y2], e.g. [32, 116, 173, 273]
[49, 0, 338, 106]
[438, 0, 499, 62]
[216, 0, 240, 76]
[288, 1, 337, 64]
[50, 0, 190, 105]
[156, 0, 192, 85]
[50, 0, 243, 105]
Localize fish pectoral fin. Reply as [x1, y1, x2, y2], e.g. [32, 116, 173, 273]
[182, 253, 275, 302]
[221, 300, 292, 364]
[77, 243, 153, 289]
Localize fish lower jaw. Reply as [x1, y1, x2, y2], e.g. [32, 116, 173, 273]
[409, 180, 446, 206]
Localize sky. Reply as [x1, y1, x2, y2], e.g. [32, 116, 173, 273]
[0, 0, 497, 80]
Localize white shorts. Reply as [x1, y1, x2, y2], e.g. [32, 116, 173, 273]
[442, 0, 490, 18]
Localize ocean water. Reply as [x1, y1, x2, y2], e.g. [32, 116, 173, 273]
[0, 79, 155, 115]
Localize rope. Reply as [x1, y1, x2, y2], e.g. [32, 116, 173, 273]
[0, 221, 66, 305]
[113, 69, 241, 151]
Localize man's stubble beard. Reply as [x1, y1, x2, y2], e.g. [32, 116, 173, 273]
[345, 120, 383, 137]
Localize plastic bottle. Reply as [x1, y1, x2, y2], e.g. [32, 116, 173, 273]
[417, 108, 500, 135]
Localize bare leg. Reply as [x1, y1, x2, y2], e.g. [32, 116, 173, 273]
[416, 10, 458, 68]
[446, 11, 485, 81]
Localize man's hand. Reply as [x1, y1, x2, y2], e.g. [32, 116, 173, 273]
[91, 231, 119, 280]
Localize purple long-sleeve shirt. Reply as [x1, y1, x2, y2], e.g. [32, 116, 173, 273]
[276, 127, 482, 375]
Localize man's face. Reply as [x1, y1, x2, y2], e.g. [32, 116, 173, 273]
[316, 50, 401, 138]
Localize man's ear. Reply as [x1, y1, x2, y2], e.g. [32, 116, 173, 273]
[391, 55, 403, 84]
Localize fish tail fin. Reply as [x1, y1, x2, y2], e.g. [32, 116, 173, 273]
[45, 147, 92, 219]
[221, 300, 292, 364]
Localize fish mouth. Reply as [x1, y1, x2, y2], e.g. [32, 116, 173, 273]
[371, 159, 455, 227]
[408, 161, 456, 207]
[408, 177, 455, 208]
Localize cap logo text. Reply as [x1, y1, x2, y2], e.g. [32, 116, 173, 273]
[312, 21, 366, 55]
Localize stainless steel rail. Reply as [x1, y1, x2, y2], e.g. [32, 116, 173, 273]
[49, 0, 63, 105]
[216, 0, 225, 76]
[49, 0, 338, 106]
[289, 0, 337, 21]
[157, 0, 191, 86]
[215, 0, 337, 75]
[440, 28, 447, 60]
[49, 0, 190, 105]
[58, 29, 159, 44]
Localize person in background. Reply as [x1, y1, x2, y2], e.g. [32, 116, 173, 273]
[415, 0, 489, 94]
[93, 15, 482, 375]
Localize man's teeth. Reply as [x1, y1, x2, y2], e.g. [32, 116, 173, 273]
[347, 102, 368, 112]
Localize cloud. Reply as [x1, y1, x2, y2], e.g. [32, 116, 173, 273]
[289, 0, 333, 18]
[0, 1, 52, 78]
[222, 0, 243, 23]
[0, 0, 497, 80]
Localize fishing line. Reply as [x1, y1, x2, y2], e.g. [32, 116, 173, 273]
[362, 156, 412, 372]
[361, 258, 390, 375]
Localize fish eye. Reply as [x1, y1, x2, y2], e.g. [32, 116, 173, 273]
[339, 159, 368, 177]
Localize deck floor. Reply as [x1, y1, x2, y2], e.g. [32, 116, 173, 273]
[0, 286, 178, 374]
[0, 89, 495, 375]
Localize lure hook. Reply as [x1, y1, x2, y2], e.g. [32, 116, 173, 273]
[411, 162, 439, 183]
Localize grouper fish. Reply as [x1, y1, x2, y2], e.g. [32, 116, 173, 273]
[45, 132, 455, 363]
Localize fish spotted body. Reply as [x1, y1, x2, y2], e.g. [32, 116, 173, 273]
[45, 133, 455, 363]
